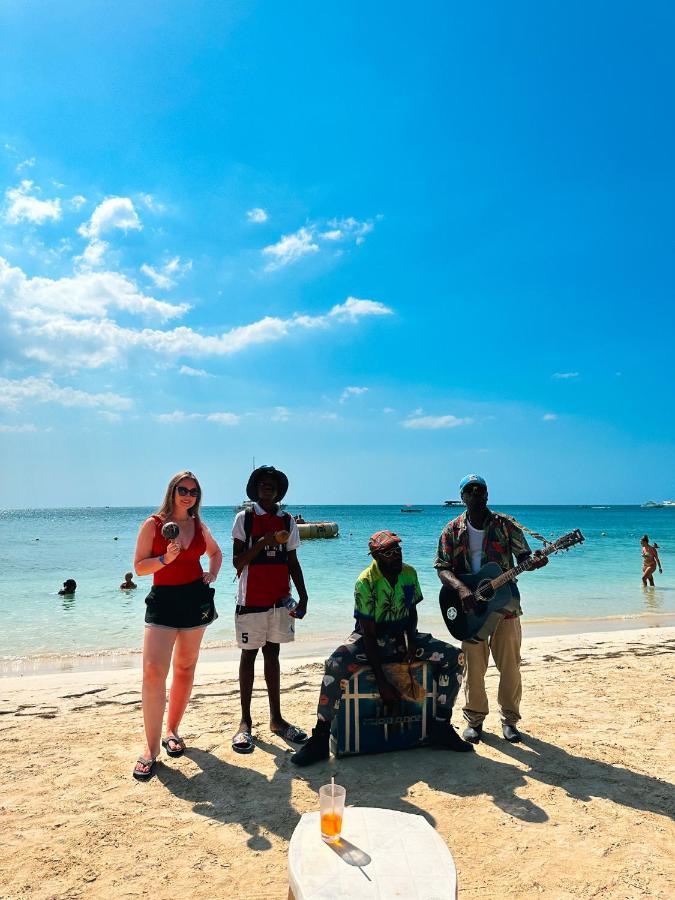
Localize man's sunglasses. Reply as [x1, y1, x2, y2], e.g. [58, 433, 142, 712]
[376, 545, 401, 558]
[176, 486, 199, 497]
[462, 485, 487, 496]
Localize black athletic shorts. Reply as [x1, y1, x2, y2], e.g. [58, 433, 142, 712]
[144, 578, 218, 629]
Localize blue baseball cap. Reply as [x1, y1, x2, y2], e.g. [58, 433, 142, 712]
[459, 473, 487, 494]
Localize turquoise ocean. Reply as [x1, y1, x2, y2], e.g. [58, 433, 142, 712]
[1, 505, 673, 667]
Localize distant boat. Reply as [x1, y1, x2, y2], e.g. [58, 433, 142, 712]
[444, 500, 463, 507]
[641, 501, 664, 508]
[401, 505, 423, 513]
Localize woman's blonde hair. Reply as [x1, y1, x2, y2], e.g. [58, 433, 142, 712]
[155, 470, 203, 522]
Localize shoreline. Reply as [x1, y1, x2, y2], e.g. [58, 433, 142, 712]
[3, 610, 675, 677]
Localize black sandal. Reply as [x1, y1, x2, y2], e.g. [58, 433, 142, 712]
[162, 735, 186, 757]
[132, 755, 157, 781]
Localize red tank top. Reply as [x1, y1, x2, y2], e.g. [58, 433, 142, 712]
[151, 515, 206, 586]
[243, 510, 292, 607]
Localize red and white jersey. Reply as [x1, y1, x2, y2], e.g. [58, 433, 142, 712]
[232, 502, 300, 608]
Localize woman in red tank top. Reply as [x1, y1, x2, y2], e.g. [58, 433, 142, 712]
[131, 470, 223, 781]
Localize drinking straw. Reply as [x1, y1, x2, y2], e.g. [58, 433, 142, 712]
[331, 775, 335, 818]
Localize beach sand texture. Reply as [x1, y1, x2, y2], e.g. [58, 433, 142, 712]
[1, 627, 674, 899]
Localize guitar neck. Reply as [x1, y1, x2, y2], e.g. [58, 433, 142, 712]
[490, 542, 557, 590]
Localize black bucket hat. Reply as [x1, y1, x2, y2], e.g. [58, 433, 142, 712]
[246, 465, 289, 502]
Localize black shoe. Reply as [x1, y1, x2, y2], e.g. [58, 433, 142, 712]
[290, 726, 330, 766]
[502, 723, 522, 743]
[462, 723, 483, 744]
[430, 721, 474, 752]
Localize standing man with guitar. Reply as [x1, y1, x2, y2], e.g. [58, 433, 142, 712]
[435, 474, 548, 744]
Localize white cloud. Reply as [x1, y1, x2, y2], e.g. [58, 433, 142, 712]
[340, 386, 369, 403]
[205, 412, 240, 425]
[1, 254, 391, 369]
[154, 410, 240, 425]
[0, 257, 189, 322]
[0, 422, 38, 433]
[383, 407, 395, 414]
[16, 158, 36, 173]
[247, 207, 268, 223]
[402, 415, 474, 429]
[69, 195, 87, 211]
[78, 197, 141, 240]
[141, 256, 192, 290]
[552, 372, 579, 379]
[542, 413, 558, 421]
[179, 365, 211, 378]
[0, 376, 132, 412]
[263, 227, 319, 270]
[138, 193, 166, 213]
[271, 406, 291, 422]
[323, 216, 375, 245]
[76, 197, 141, 269]
[262, 216, 377, 270]
[4, 181, 62, 225]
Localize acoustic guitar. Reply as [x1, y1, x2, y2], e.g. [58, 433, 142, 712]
[439, 529, 585, 642]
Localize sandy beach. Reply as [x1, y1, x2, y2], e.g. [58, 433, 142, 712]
[2, 625, 674, 899]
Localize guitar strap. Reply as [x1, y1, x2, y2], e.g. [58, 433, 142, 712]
[493, 512, 552, 546]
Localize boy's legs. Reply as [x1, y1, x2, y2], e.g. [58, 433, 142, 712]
[238, 647, 259, 734]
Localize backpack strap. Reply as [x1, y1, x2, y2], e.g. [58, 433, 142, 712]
[243, 508, 254, 549]
[283, 512, 291, 531]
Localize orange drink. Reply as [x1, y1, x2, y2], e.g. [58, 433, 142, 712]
[318, 782, 346, 843]
[320, 812, 343, 838]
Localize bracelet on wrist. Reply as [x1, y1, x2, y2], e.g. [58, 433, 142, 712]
[158, 554, 166, 566]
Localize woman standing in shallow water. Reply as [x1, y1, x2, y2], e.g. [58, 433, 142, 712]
[132, 471, 222, 781]
[641, 534, 662, 587]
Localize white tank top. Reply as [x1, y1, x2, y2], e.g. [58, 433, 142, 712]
[467, 521, 484, 574]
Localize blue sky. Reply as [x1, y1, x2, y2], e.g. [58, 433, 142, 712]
[1, 1, 673, 507]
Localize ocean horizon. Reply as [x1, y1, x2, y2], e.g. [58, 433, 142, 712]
[2, 504, 673, 667]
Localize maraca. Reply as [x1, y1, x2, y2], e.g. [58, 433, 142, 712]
[275, 530, 290, 543]
[162, 522, 180, 541]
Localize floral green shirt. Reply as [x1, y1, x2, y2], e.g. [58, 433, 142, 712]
[354, 561, 423, 634]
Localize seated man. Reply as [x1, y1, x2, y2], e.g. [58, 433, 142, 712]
[291, 530, 473, 765]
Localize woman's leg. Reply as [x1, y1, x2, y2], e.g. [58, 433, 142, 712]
[138, 626, 176, 768]
[166, 626, 207, 738]
[643, 564, 656, 586]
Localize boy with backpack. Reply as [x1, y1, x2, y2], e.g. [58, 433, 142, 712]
[231, 465, 309, 753]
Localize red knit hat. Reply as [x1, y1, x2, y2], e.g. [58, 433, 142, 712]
[368, 530, 402, 553]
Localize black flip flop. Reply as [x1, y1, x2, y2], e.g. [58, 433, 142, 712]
[162, 735, 186, 757]
[132, 756, 157, 781]
[271, 724, 308, 745]
[232, 731, 254, 754]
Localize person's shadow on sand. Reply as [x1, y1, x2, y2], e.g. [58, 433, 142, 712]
[156, 744, 298, 850]
[486, 732, 675, 821]
[288, 743, 548, 825]
[287, 729, 675, 825]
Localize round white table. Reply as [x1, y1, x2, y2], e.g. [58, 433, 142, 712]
[288, 806, 458, 899]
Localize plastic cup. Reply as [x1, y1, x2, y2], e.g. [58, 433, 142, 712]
[319, 783, 346, 843]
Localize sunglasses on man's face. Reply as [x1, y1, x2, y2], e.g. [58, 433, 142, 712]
[377, 545, 401, 558]
[463, 485, 486, 496]
[176, 486, 199, 497]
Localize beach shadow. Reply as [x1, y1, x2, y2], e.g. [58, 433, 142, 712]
[156, 744, 299, 850]
[490, 733, 675, 821]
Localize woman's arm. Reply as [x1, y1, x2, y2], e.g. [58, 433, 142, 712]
[201, 524, 223, 584]
[134, 518, 180, 577]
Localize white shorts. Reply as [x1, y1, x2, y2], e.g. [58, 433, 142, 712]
[235, 605, 295, 649]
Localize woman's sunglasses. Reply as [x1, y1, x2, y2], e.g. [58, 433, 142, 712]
[176, 486, 199, 497]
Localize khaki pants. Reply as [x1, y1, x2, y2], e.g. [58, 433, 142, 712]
[462, 616, 522, 727]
